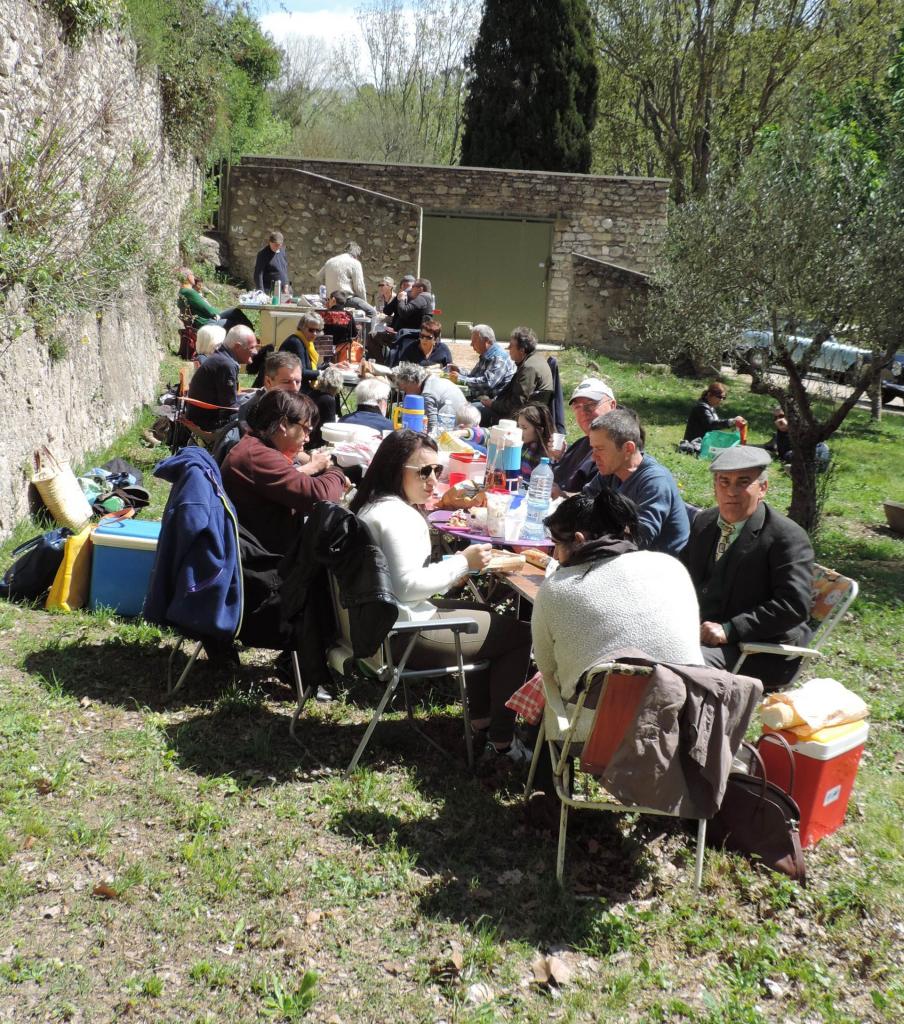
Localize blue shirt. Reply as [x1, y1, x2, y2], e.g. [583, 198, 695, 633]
[457, 343, 515, 397]
[583, 453, 690, 556]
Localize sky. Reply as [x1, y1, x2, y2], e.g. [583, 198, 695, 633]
[247, 1, 366, 51]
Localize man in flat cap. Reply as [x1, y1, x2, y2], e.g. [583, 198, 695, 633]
[683, 446, 814, 689]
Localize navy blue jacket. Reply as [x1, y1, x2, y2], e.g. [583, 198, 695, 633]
[145, 448, 242, 642]
[253, 245, 289, 292]
[584, 454, 690, 556]
[340, 405, 393, 432]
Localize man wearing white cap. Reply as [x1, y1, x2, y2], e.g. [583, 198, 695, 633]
[552, 377, 617, 494]
[683, 446, 814, 689]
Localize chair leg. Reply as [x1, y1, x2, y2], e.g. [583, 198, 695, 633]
[454, 633, 474, 769]
[289, 651, 315, 744]
[556, 761, 570, 884]
[694, 818, 707, 890]
[524, 720, 546, 800]
[166, 639, 203, 699]
[346, 674, 400, 775]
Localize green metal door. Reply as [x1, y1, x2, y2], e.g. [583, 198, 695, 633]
[421, 215, 552, 342]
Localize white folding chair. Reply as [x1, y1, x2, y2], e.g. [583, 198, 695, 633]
[525, 663, 708, 889]
[315, 574, 489, 774]
[732, 564, 858, 683]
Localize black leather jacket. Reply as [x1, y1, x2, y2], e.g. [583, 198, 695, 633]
[280, 501, 399, 689]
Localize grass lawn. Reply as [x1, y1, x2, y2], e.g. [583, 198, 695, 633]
[0, 348, 901, 1023]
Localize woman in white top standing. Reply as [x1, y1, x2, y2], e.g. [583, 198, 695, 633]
[350, 430, 534, 764]
[532, 488, 704, 704]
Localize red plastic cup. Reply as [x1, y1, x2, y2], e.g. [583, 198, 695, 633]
[448, 472, 467, 486]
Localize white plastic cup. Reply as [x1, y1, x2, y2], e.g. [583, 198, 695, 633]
[551, 432, 566, 457]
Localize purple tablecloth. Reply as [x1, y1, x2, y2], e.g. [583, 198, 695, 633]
[427, 510, 553, 550]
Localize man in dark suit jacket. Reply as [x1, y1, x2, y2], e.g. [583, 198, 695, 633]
[683, 446, 814, 689]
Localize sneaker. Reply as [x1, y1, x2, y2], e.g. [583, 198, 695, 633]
[479, 735, 533, 768]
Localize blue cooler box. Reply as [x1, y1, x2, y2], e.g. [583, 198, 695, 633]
[89, 519, 162, 616]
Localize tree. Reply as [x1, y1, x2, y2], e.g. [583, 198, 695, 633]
[645, 110, 904, 533]
[590, 1, 904, 201]
[459, 0, 599, 172]
[335, 0, 481, 165]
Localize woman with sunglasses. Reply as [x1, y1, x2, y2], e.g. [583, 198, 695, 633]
[396, 318, 453, 369]
[350, 430, 534, 765]
[683, 381, 746, 443]
[221, 389, 347, 556]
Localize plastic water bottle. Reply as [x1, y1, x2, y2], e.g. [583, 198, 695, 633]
[520, 458, 554, 542]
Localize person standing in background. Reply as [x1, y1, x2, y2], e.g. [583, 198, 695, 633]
[254, 231, 289, 295]
[317, 242, 368, 302]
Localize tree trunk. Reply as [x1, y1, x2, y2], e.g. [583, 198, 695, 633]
[867, 378, 881, 422]
[787, 432, 820, 535]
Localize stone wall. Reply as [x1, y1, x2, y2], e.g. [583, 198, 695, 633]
[569, 255, 655, 360]
[224, 162, 421, 300]
[223, 157, 668, 346]
[0, 2, 198, 537]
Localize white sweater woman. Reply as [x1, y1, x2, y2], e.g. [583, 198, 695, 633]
[532, 550, 705, 702]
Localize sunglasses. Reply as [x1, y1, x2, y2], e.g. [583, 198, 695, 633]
[405, 463, 443, 480]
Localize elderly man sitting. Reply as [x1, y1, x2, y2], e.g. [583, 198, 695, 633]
[211, 351, 303, 463]
[479, 326, 553, 426]
[394, 361, 466, 434]
[553, 377, 617, 494]
[187, 324, 258, 432]
[583, 408, 689, 556]
[683, 446, 814, 690]
[340, 378, 393, 432]
[448, 324, 515, 399]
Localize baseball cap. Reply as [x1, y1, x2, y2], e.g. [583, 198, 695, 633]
[570, 378, 615, 404]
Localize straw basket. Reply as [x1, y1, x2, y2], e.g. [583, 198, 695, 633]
[31, 446, 93, 531]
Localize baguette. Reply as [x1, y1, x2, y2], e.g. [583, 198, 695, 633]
[485, 552, 526, 573]
[521, 548, 551, 570]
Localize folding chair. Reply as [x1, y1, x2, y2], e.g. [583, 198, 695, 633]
[315, 574, 490, 773]
[525, 663, 708, 889]
[732, 564, 858, 684]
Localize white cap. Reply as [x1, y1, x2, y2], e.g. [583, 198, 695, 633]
[570, 378, 615, 404]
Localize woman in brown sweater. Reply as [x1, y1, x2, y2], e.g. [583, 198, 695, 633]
[221, 390, 347, 555]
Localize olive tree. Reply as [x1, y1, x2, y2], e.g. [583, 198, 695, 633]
[645, 117, 904, 533]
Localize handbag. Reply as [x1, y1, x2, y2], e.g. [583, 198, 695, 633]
[708, 734, 807, 884]
[31, 446, 93, 531]
[46, 510, 135, 612]
[0, 527, 72, 601]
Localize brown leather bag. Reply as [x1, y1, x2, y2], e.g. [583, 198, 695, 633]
[708, 734, 807, 884]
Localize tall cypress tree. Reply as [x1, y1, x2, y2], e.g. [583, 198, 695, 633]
[459, 0, 599, 173]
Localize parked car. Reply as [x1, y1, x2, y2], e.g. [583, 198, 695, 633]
[881, 350, 904, 405]
[734, 329, 873, 383]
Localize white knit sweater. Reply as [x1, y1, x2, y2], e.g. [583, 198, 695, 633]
[358, 496, 468, 621]
[531, 550, 705, 701]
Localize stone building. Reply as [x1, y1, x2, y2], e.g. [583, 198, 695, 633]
[221, 158, 666, 355]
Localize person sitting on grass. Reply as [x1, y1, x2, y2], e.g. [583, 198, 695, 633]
[350, 429, 534, 765]
[683, 381, 746, 443]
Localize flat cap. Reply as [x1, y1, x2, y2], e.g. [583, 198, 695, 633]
[709, 446, 772, 473]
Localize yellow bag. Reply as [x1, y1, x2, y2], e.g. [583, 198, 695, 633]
[46, 524, 94, 612]
[45, 511, 135, 612]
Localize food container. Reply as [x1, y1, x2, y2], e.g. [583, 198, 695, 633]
[758, 720, 869, 847]
[89, 519, 162, 617]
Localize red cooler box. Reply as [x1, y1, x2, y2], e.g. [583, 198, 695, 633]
[758, 720, 869, 847]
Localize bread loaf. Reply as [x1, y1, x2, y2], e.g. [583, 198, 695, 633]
[485, 552, 526, 573]
[521, 548, 551, 569]
[438, 487, 488, 510]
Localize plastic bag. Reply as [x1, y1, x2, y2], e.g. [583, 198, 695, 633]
[760, 678, 869, 736]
